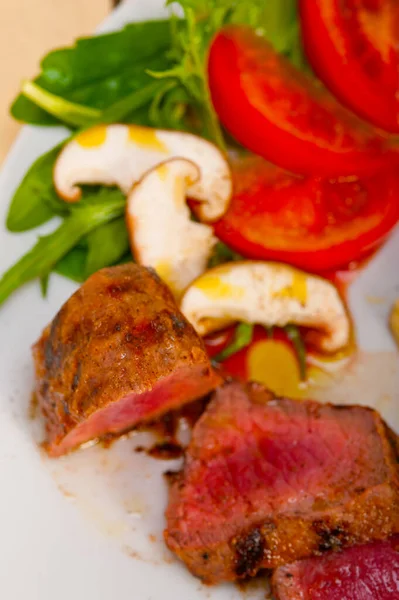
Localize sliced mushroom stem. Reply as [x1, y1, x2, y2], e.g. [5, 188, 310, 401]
[53, 124, 232, 222]
[180, 261, 351, 353]
[127, 159, 217, 297]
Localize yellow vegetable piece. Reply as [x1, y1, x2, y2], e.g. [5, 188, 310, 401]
[248, 340, 304, 398]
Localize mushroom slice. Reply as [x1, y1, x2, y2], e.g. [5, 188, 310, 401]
[53, 124, 232, 221]
[127, 159, 217, 297]
[180, 261, 351, 353]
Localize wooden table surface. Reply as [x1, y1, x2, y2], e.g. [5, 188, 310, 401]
[0, 0, 110, 165]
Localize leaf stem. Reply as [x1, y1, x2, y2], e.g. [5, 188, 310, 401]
[21, 81, 101, 128]
[215, 322, 254, 362]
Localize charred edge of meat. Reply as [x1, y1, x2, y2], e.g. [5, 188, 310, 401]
[313, 520, 351, 553]
[233, 527, 266, 577]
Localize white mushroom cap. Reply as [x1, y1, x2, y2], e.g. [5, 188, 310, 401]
[53, 124, 232, 222]
[127, 158, 217, 297]
[180, 261, 351, 353]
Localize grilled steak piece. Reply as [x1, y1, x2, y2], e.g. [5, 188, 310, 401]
[165, 381, 399, 584]
[33, 264, 220, 457]
[272, 536, 399, 600]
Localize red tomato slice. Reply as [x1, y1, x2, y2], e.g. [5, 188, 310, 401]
[208, 26, 398, 177]
[300, 0, 399, 133]
[213, 156, 399, 273]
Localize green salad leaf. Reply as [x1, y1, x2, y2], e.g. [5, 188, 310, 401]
[40, 273, 50, 297]
[0, 189, 126, 308]
[6, 143, 68, 232]
[11, 20, 175, 127]
[55, 246, 88, 283]
[85, 217, 130, 277]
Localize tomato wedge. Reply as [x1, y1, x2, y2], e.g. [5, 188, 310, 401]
[300, 0, 399, 133]
[213, 156, 399, 273]
[208, 26, 397, 177]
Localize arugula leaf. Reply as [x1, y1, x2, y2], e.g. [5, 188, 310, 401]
[101, 80, 168, 124]
[55, 246, 88, 283]
[85, 217, 130, 277]
[0, 190, 125, 307]
[40, 273, 50, 297]
[153, 4, 225, 146]
[11, 20, 174, 126]
[6, 143, 68, 232]
[214, 322, 254, 362]
[284, 324, 307, 380]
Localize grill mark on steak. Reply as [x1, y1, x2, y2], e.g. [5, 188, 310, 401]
[312, 520, 351, 553]
[233, 527, 266, 577]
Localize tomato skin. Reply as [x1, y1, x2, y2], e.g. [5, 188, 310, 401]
[208, 26, 397, 177]
[300, 0, 399, 134]
[214, 156, 399, 273]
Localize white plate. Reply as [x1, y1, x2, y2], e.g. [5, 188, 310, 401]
[0, 2, 398, 599]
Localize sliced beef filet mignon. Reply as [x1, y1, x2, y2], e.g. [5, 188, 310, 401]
[272, 536, 399, 600]
[33, 264, 220, 457]
[165, 382, 399, 583]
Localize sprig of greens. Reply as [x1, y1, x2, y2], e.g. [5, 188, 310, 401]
[85, 217, 130, 278]
[0, 190, 125, 307]
[284, 324, 307, 380]
[151, 0, 305, 145]
[214, 322, 255, 362]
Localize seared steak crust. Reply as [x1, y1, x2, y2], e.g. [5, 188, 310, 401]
[165, 382, 399, 583]
[33, 264, 220, 456]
